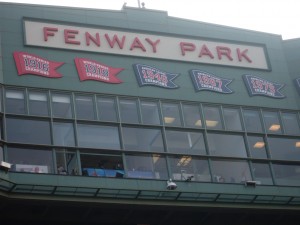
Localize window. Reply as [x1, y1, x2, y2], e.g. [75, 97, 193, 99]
[210, 159, 251, 184]
[251, 162, 273, 185]
[281, 112, 300, 135]
[273, 163, 300, 186]
[75, 95, 95, 120]
[247, 135, 268, 159]
[203, 106, 222, 129]
[53, 122, 75, 146]
[77, 123, 120, 149]
[122, 127, 164, 152]
[28, 91, 49, 116]
[140, 100, 160, 125]
[182, 104, 202, 128]
[223, 108, 242, 131]
[5, 89, 26, 114]
[162, 102, 182, 126]
[6, 117, 51, 145]
[51, 93, 72, 118]
[97, 96, 118, 122]
[268, 137, 300, 160]
[125, 154, 168, 180]
[263, 111, 282, 134]
[119, 99, 139, 123]
[169, 156, 211, 182]
[165, 130, 206, 155]
[8, 147, 53, 174]
[56, 149, 78, 175]
[207, 133, 247, 157]
[243, 109, 262, 133]
[0, 146, 3, 162]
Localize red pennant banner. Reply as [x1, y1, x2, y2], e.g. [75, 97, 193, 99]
[13, 51, 64, 78]
[75, 58, 124, 83]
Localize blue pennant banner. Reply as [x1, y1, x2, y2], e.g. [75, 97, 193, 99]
[243, 74, 285, 98]
[294, 78, 300, 95]
[133, 64, 179, 89]
[189, 70, 233, 94]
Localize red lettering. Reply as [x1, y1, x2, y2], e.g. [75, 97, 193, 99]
[216, 46, 233, 61]
[85, 32, 100, 47]
[43, 27, 58, 41]
[237, 48, 252, 63]
[64, 29, 80, 45]
[130, 37, 146, 51]
[199, 44, 214, 59]
[105, 34, 125, 49]
[145, 38, 160, 53]
[180, 42, 196, 56]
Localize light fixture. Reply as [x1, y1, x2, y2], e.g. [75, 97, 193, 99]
[206, 120, 218, 127]
[296, 142, 300, 148]
[164, 117, 175, 124]
[152, 154, 160, 163]
[166, 179, 177, 190]
[269, 124, 280, 131]
[244, 180, 259, 187]
[177, 156, 192, 166]
[194, 119, 202, 126]
[0, 161, 12, 173]
[253, 141, 265, 148]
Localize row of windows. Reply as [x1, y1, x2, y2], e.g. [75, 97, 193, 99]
[2, 87, 300, 135]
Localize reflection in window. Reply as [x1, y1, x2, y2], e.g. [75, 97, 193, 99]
[251, 162, 273, 185]
[210, 159, 251, 183]
[207, 133, 247, 157]
[53, 122, 75, 146]
[119, 99, 139, 124]
[243, 109, 262, 133]
[8, 147, 53, 173]
[75, 95, 95, 120]
[273, 163, 300, 186]
[5, 89, 26, 114]
[77, 124, 120, 149]
[52, 93, 72, 118]
[56, 149, 78, 175]
[165, 130, 206, 155]
[182, 104, 202, 128]
[28, 91, 49, 116]
[125, 154, 168, 180]
[223, 108, 242, 131]
[268, 137, 300, 160]
[122, 127, 164, 152]
[140, 100, 160, 125]
[169, 156, 211, 182]
[6, 117, 51, 145]
[282, 112, 300, 135]
[263, 111, 282, 134]
[203, 106, 222, 129]
[97, 96, 118, 122]
[247, 136, 268, 159]
[162, 102, 182, 126]
[0, 146, 3, 162]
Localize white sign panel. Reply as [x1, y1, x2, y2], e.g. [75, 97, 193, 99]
[24, 20, 269, 70]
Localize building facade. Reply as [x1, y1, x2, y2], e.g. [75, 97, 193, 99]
[0, 2, 300, 225]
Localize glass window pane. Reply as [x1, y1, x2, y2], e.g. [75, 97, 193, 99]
[207, 133, 247, 157]
[5, 89, 26, 114]
[162, 102, 182, 127]
[273, 163, 300, 186]
[77, 123, 120, 149]
[28, 91, 48, 116]
[0, 146, 3, 162]
[263, 111, 282, 134]
[97, 96, 118, 122]
[52, 93, 72, 118]
[119, 99, 139, 124]
[211, 159, 252, 184]
[140, 100, 160, 125]
[243, 109, 262, 133]
[223, 108, 242, 131]
[268, 137, 300, 160]
[53, 122, 75, 146]
[56, 149, 78, 175]
[165, 130, 206, 155]
[182, 104, 202, 128]
[122, 127, 164, 152]
[125, 154, 168, 180]
[247, 136, 268, 159]
[252, 162, 273, 185]
[203, 106, 222, 129]
[75, 95, 95, 120]
[6, 117, 51, 145]
[169, 156, 211, 182]
[282, 112, 300, 135]
[8, 147, 53, 173]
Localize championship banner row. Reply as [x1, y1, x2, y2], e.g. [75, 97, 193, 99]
[13, 51, 299, 98]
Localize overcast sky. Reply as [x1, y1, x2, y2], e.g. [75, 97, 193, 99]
[1, 0, 299, 40]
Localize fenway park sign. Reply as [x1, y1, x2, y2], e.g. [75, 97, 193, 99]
[24, 20, 269, 70]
